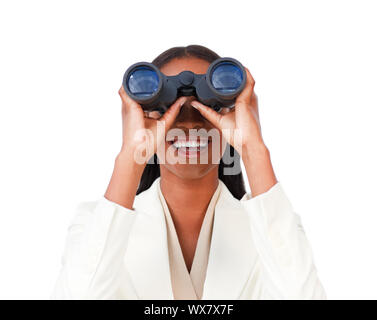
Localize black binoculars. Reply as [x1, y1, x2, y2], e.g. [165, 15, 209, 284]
[122, 57, 246, 113]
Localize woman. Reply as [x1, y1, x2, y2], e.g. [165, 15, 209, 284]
[52, 45, 326, 300]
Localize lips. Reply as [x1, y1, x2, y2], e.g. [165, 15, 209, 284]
[166, 136, 212, 159]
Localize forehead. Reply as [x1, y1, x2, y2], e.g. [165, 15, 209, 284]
[159, 57, 210, 76]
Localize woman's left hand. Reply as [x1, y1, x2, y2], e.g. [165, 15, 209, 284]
[191, 67, 277, 196]
[190, 68, 265, 156]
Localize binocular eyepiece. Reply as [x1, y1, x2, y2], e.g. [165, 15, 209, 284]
[122, 57, 246, 113]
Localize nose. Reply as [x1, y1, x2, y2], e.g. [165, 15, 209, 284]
[174, 96, 206, 129]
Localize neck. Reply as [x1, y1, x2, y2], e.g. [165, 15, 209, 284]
[159, 168, 219, 230]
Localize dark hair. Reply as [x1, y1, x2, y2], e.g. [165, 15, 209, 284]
[136, 45, 246, 200]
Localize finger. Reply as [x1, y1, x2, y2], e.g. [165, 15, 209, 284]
[160, 96, 188, 129]
[251, 92, 259, 112]
[219, 107, 233, 115]
[144, 110, 162, 120]
[236, 67, 256, 104]
[118, 86, 140, 111]
[191, 100, 222, 128]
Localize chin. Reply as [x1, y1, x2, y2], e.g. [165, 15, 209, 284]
[162, 163, 218, 180]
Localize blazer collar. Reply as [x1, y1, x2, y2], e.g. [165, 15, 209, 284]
[125, 177, 258, 299]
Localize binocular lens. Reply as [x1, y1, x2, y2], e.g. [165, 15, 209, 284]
[210, 62, 244, 94]
[127, 66, 159, 98]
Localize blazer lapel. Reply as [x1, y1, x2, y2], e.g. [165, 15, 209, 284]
[124, 178, 261, 300]
[124, 178, 173, 299]
[201, 181, 259, 299]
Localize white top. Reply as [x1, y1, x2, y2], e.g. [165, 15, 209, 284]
[157, 179, 221, 300]
[52, 178, 327, 300]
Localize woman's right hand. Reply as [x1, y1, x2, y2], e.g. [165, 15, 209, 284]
[118, 86, 187, 162]
[104, 87, 187, 209]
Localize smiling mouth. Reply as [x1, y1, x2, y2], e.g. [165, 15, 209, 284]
[166, 136, 212, 158]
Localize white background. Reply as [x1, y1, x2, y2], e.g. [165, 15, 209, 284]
[0, 0, 376, 299]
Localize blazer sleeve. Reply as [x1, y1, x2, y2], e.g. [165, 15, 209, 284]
[240, 182, 327, 300]
[51, 197, 136, 300]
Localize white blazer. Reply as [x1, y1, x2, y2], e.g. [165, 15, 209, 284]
[52, 178, 326, 300]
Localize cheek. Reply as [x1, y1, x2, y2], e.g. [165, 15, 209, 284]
[210, 131, 226, 163]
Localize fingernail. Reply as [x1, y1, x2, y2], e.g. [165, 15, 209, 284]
[191, 102, 200, 110]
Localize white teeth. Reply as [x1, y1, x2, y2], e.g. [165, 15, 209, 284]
[173, 140, 208, 148]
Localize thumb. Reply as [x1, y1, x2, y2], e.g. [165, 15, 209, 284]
[160, 96, 188, 129]
[191, 101, 222, 128]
